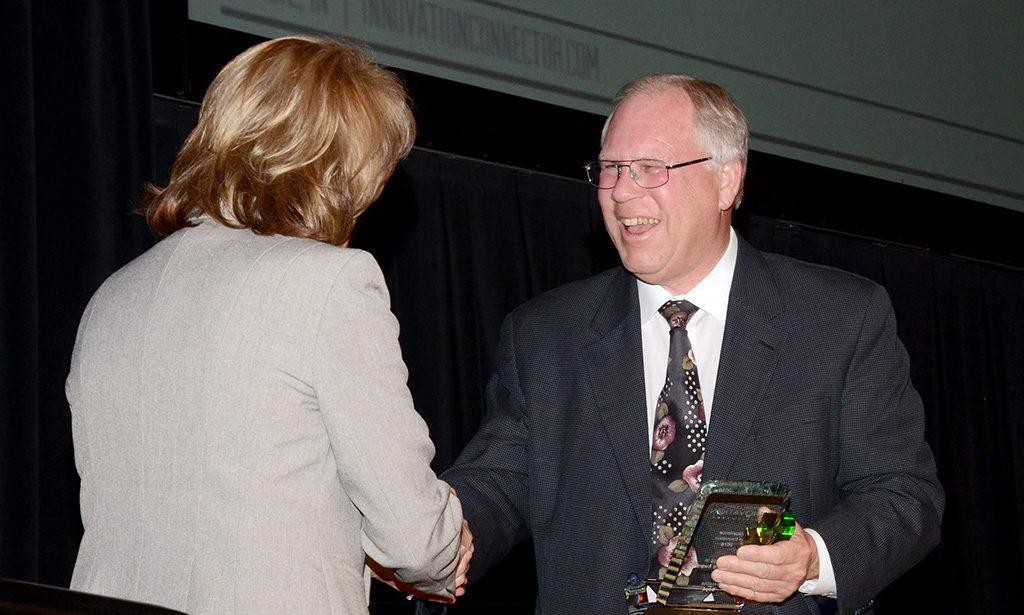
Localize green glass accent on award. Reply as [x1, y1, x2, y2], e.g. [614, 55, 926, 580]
[741, 508, 795, 546]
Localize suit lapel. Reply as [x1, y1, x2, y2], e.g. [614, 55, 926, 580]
[703, 239, 787, 481]
[583, 269, 652, 541]
[580, 241, 788, 549]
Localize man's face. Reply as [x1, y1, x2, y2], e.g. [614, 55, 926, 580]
[598, 88, 740, 295]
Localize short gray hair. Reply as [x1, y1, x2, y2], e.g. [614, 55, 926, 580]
[602, 73, 748, 206]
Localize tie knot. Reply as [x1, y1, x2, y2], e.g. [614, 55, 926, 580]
[659, 300, 698, 329]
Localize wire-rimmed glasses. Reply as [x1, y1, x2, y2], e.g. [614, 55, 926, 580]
[583, 157, 713, 189]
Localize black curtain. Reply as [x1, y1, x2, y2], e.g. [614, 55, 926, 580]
[352, 151, 619, 470]
[1, 1, 155, 584]
[4, 4, 1024, 615]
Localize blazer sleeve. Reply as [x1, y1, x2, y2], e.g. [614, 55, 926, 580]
[812, 284, 944, 614]
[312, 250, 463, 597]
[67, 296, 98, 503]
[441, 314, 533, 580]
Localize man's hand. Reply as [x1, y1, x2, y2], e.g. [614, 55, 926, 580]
[454, 519, 474, 597]
[710, 519, 819, 604]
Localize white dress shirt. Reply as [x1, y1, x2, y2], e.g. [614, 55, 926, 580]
[636, 228, 836, 598]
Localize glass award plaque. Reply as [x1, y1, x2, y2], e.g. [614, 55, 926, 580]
[627, 480, 793, 614]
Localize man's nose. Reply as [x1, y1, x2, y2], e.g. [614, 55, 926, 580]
[611, 165, 644, 202]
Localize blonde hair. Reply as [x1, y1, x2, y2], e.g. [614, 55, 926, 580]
[603, 73, 748, 207]
[144, 36, 415, 245]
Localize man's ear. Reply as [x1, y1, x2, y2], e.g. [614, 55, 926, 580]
[718, 158, 743, 211]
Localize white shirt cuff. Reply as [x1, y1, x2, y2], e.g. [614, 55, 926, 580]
[798, 528, 837, 598]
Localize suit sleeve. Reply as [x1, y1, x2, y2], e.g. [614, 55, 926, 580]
[812, 284, 944, 614]
[67, 297, 98, 504]
[312, 250, 462, 597]
[441, 314, 533, 581]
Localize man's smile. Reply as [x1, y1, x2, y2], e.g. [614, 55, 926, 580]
[621, 216, 661, 233]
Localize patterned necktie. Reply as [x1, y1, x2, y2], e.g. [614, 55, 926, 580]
[649, 299, 707, 581]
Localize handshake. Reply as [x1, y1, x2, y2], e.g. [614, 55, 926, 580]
[367, 487, 476, 604]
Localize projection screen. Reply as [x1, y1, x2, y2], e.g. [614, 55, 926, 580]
[189, 0, 1024, 214]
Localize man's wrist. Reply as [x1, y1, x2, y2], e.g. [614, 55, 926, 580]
[799, 528, 837, 597]
[806, 528, 820, 581]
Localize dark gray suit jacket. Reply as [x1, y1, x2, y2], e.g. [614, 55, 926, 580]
[444, 237, 943, 615]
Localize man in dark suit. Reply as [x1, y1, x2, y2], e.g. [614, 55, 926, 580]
[441, 74, 943, 615]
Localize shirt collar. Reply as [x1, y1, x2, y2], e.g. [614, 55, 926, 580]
[637, 227, 737, 324]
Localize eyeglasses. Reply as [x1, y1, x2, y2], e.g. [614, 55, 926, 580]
[583, 157, 713, 189]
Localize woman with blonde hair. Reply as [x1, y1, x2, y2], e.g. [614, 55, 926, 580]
[66, 36, 470, 614]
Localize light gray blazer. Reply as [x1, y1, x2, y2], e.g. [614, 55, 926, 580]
[67, 219, 462, 614]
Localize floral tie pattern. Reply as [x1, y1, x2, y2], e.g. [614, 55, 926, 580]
[649, 300, 706, 582]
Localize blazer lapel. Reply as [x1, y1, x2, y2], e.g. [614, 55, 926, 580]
[703, 239, 787, 481]
[583, 269, 652, 541]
